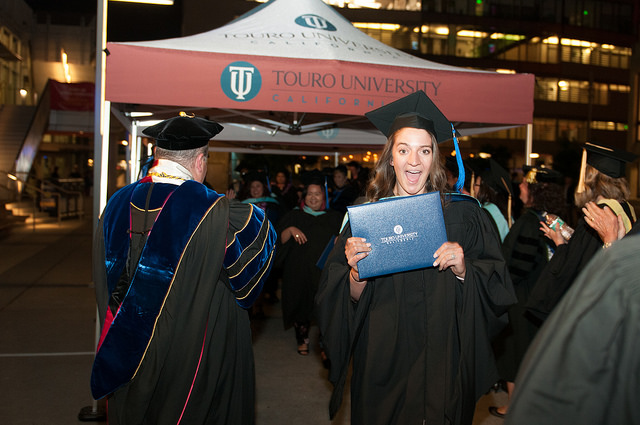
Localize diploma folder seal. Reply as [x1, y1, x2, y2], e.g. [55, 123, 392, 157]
[347, 191, 447, 279]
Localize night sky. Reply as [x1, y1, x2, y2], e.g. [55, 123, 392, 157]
[24, 0, 183, 42]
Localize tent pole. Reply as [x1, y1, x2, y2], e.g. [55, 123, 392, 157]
[131, 123, 139, 182]
[93, 0, 108, 231]
[525, 123, 533, 166]
[79, 0, 108, 420]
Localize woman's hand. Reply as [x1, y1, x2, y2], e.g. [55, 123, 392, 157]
[345, 237, 371, 272]
[433, 242, 466, 279]
[345, 237, 371, 301]
[582, 201, 625, 244]
[540, 221, 567, 246]
[281, 226, 307, 244]
[225, 188, 236, 199]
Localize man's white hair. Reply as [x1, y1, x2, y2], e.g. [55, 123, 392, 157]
[155, 145, 208, 170]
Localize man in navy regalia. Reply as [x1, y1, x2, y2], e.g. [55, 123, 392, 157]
[90, 113, 277, 425]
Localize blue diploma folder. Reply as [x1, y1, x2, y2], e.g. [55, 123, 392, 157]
[347, 191, 447, 279]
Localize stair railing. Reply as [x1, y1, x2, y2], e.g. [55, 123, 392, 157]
[5, 171, 61, 230]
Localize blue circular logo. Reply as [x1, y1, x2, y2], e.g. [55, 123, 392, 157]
[318, 128, 338, 140]
[295, 14, 337, 31]
[221, 61, 262, 102]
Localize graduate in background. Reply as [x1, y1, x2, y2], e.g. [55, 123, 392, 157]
[239, 170, 284, 225]
[526, 142, 637, 323]
[329, 165, 359, 213]
[91, 114, 276, 425]
[468, 158, 514, 242]
[316, 91, 516, 425]
[489, 166, 567, 419]
[505, 232, 640, 425]
[276, 171, 342, 356]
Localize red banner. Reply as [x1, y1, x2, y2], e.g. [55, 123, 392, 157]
[105, 44, 534, 126]
[49, 80, 95, 111]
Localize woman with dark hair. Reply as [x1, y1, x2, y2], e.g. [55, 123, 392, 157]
[489, 166, 567, 418]
[276, 179, 342, 355]
[526, 142, 637, 323]
[329, 165, 359, 213]
[239, 172, 284, 312]
[240, 171, 283, 225]
[316, 91, 515, 425]
[470, 159, 514, 242]
[271, 169, 299, 211]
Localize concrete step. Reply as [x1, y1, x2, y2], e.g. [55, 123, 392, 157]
[4, 200, 58, 223]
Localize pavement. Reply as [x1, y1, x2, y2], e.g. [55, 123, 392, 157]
[0, 214, 507, 425]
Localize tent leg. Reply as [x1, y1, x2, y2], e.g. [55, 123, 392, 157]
[525, 123, 533, 166]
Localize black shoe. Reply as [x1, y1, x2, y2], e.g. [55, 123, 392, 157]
[488, 406, 506, 419]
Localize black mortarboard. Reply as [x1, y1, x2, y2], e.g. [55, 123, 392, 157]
[300, 169, 326, 187]
[244, 170, 269, 185]
[523, 166, 564, 185]
[476, 159, 513, 198]
[364, 90, 458, 143]
[584, 141, 637, 178]
[468, 158, 514, 227]
[142, 112, 223, 151]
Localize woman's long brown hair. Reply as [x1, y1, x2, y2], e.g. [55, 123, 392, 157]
[574, 165, 630, 208]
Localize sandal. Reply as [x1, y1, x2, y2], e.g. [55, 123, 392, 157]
[294, 322, 310, 356]
[297, 342, 309, 356]
[488, 406, 506, 418]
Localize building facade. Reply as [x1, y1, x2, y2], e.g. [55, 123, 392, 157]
[185, 0, 640, 191]
[3, 0, 639, 197]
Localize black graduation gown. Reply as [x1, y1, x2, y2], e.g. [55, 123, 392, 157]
[277, 208, 343, 328]
[505, 234, 640, 425]
[494, 208, 550, 381]
[525, 217, 602, 323]
[93, 183, 275, 425]
[526, 200, 636, 323]
[330, 182, 359, 213]
[317, 198, 516, 425]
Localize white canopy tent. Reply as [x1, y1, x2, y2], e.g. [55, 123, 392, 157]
[94, 0, 535, 214]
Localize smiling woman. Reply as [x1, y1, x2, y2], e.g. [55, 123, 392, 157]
[389, 127, 435, 196]
[275, 176, 342, 357]
[317, 90, 516, 425]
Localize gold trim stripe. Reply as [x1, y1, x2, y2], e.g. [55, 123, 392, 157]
[236, 248, 275, 301]
[226, 214, 268, 271]
[130, 202, 162, 213]
[226, 203, 253, 249]
[228, 220, 272, 278]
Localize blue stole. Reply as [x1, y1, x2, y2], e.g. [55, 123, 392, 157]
[91, 180, 223, 400]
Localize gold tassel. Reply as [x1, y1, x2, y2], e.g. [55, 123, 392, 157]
[576, 148, 587, 194]
[470, 172, 476, 197]
[500, 176, 512, 228]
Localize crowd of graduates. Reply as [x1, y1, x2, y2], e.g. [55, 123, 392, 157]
[97, 100, 639, 425]
[236, 139, 638, 424]
[93, 98, 639, 425]
[226, 161, 370, 354]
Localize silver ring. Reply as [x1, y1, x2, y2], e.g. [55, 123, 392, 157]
[295, 234, 299, 238]
[451, 254, 456, 260]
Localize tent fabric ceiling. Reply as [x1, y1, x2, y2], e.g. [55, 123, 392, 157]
[106, 0, 535, 151]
